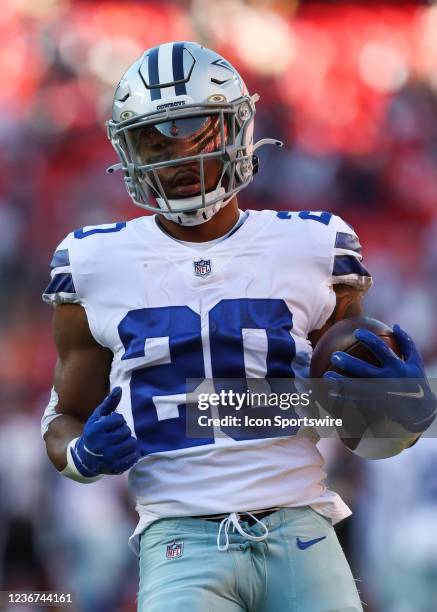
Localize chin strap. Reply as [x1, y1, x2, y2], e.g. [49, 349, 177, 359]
[159, 187, 229, 226]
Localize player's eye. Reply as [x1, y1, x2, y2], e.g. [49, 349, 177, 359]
[147, 148, 168, 163]
[150, 143, 167, 151]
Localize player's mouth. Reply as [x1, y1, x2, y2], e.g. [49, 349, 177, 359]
[171, 169, 201, 197]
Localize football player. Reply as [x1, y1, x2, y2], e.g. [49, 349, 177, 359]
[41, 42, 435, 612]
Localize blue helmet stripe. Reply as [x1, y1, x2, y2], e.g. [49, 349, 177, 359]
[172, 42, 187, 95]
[148, 46, 161, 101]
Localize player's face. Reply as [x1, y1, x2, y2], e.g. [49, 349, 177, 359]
[129, 115, 228, 198]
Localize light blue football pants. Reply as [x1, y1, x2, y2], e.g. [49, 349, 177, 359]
[138, 507, 363, 612]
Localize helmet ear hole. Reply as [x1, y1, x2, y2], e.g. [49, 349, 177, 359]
[252, 154, 259, 175]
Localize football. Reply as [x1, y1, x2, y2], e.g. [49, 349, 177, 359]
[310, 316, 401, 378]
[310, 316, 403, 453]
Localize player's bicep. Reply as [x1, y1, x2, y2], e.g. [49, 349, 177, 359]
[309, 215, 370, 346]
[53, 303, 113, 422]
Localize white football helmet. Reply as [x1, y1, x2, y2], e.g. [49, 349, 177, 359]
[107, 41, 282, 226]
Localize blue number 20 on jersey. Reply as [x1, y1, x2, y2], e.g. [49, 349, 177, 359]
[118, 298, 296, 455]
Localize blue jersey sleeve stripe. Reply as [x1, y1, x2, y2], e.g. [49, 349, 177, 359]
[50, 249, 70, 269]
[44, 273, 76, 295]
[333, 255, 370, 277]
[334, 232, 362, 254]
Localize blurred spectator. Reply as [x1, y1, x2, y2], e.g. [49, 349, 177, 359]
[358, 438, 437, 612]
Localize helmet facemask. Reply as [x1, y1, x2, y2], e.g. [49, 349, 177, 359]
[107, 97, 258, 225]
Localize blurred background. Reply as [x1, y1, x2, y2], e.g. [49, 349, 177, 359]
[1, 0, 437, 610]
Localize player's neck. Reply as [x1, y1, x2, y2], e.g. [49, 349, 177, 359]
[155, 198, 240, 243]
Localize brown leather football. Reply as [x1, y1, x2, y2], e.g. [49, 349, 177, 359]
[310, 316, 401, 378]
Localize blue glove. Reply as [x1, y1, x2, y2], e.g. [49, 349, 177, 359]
[324, 324, 437, 434]
[70, 387, 141, 476]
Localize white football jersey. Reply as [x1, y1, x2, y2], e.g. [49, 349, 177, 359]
[43, 209, 372, 553]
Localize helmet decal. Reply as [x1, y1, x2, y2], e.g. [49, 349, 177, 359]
[211, 57, 244, 91]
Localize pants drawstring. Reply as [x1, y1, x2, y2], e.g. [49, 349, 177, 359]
[217, 511, 269, 552]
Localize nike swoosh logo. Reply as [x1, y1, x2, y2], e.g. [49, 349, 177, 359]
[387, 385, 424, 399]
[296, 536, 327, 550]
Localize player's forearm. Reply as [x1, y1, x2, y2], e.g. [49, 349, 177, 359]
[44, 415, 84, 471]
[43, 388, 140, 479]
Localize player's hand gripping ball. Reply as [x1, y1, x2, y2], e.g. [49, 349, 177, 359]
[70, 387, 141, 477]
[310, 317, 436, 435]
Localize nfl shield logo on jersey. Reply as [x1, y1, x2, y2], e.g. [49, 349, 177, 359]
[166, 541, 184, 559]
[193, 258, 212, 277]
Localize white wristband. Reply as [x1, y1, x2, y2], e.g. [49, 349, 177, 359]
[60, 437, 103, 484]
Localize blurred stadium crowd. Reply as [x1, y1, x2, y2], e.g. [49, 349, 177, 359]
[1, 1, 437, 611]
